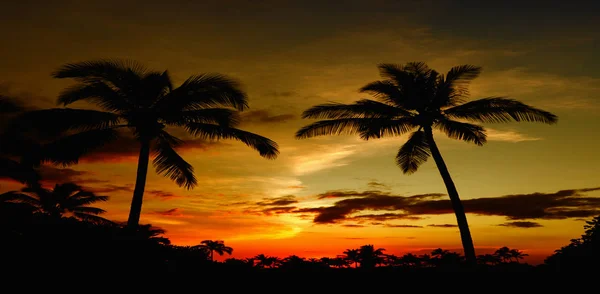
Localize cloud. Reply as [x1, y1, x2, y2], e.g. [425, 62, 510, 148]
[498, 221, 543, 228]
[255, 195, 298, 206]
[87, 184, 134, 194]
[240, 109, 296, 124]
[367, 181, 391, 189]
[80, 134, 221, 163]
[428, 224, 458, 228]
[36, 166, 92, 183]
[486, 128, 542, 142]
[342, 224, 365, 228]
[291, 144, 357, 175]
[289, 187, 600, 225]
[385, 224, 423, 228]
[146, 189, 181, 201]
[152, 208, 185, 217]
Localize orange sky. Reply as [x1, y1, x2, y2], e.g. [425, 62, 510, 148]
[1, 0, 600, 264]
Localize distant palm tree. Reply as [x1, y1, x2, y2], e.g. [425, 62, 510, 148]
[4, 182, 111, 224]
[343, 248, 360, 268]
[254, 254, 279, 268]
[494, 246, 512, 263]
[357, 244, 386, 268]
[0, 96, 39, 185]
[16, 60, 279, 228]
[477, 253, 501, 265]
[296, 62, 557, 265]
[509, 248, 529, 263]
[194, 240, 233, 262]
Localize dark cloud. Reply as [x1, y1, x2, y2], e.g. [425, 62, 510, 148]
[87, 184, 134, 194]
[146, 189, 181, 201]
[260, 206, 297, 215]
[498, 221, 543, 228]
[385, 224, 423, 228]
[153, 208, 184, 217]
[342, 224, 365, 228]
[36, 166, 90, 183]
[240, 110, 296, 124]
[80, 134, 221, 163]
[428, 224, 458, 228]
[290, 187, 600, 225]
[367, 181, 390, 190]
[256, 195, 298, 206]
[353, 213, 422, 221]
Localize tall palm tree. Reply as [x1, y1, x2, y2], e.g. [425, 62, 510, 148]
[4, 182, 111, 224]
[295, 62, 558, 265]
[16, 60, 279, 228]
[194, 240, 233, 262]
[0, 96, 40, 185]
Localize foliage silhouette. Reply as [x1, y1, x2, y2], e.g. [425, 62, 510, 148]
[2, 182, 111, 224]
[0, 96, 40, 185]
[13, 59, 279, 228]
[544, 215, 600, 271]
[295, 62, 558, 265]
[193, 239, 233, 261]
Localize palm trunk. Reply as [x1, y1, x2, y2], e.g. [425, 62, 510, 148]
[127, 139, 151, 229]
[424, 127, 477, 266]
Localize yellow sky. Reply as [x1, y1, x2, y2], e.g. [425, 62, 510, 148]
[1, 0, 599, 263]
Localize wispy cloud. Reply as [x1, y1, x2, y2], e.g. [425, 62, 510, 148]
[486, 128, 542, 142]
[292, 144, 357, 175]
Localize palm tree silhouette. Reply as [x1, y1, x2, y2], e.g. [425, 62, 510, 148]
[193, 240, 233, 262]
[254, 254, 279, 268]
[0, 96, 40, 185]
[357, 244, 386, 268]
[296, 62, 557, 265]
[509, 248, 529, 263]
[18, 59, 279, 228]
[494, 246, 512, 263]
[343, 248, 360, 268]
[4, 182, 111, 224]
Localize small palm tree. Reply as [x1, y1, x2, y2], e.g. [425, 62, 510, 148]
[494, 246, 512, 263]
[296, 62, 557, 265]
[4, 182, 111, 224]
[343, 248, 360, 268]
[509, 248, 529, 263]
[16, 60, 279, 228]
[193, 240, 233, 262]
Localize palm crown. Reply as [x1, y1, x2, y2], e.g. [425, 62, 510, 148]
[4, 182, 110, 224]
[18, 60, 279, 188]
[296, 62, 557, 173]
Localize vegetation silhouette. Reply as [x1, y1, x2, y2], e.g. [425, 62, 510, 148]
[0, 96, 40, 185]
[11, 59, 279, 229]
[295, 62, 558, 265]
[193, 240, 233, 261]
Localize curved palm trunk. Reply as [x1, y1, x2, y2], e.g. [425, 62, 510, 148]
[127, 140, 151, 229]
[424, 127, 477, 266]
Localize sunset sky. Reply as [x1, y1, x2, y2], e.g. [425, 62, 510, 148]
[1, 0, 599, 263]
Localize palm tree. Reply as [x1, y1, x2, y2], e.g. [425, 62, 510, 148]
[343, 248, 360, 268]
[254, 254, 279, 268]
[295, 62, 557, 265]
[494, 246, 512, 263]
[0, 96, 40, 185]
[509, 248, 529, 263]
[4, 182, 111, 224]
[357, 244, 386, 268]
[193, 240, 233, 262]
[16, 59, 279, 228]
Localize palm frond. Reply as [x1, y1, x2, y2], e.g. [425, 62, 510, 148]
[57, 82, 132, 112]
[157, 74, 248, 112]
[185, 123, 279, 159]
[71, 206, 106, 215]
[301, 99, 414, 119]
[14, 108, 121, 135]
[153, 137, 197, 189]
[359, 80, 404, 106]
[0, 95, 24, 113]
[37, 128, 120, 166]
[52, 59, 146, 88]
[162, 108, 241, 127]
[403, 62, 432, 76]
[434, 119, 487, 146]
[395, 130, 431, 174]
[74, 212, 114, 225]
[2, 191, 41, 207]
[358, 117, 418, 140]
[445, 65, 482, 84]
[444, 97, 558, 124]
[295, 118, 369, 139]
